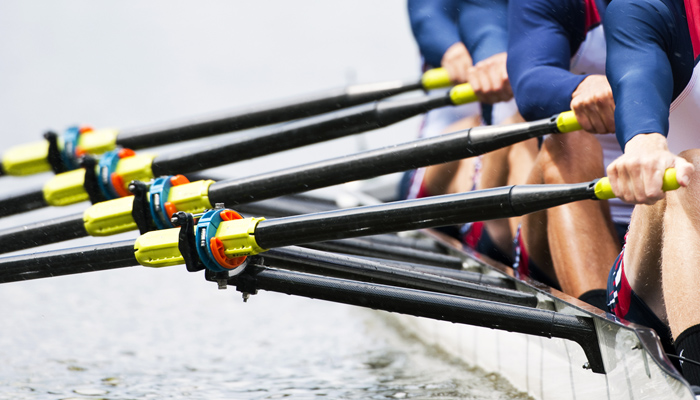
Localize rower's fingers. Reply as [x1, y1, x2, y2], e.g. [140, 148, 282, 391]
[641, 161, 666, 203]
[572, 106, 596, 133]
[675, 157, 695, 187]
[601, 92, 616, 134]
[585, 103, 608, 134]
[489, 66, 512, 102]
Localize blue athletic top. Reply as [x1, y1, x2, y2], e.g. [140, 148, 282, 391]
[407, 0, 509, 66]
[604, 0, 696, 148]
[507, 0, 607, 121]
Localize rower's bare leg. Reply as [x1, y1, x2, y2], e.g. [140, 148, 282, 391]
[623, 150, 700, 384]
[423, 114, 482, 196]
[661, 150, 700, 336]
[521, 147, 554, 278]
[620, 202, 666, 322]
[663, 150, 700, 384]
[528, 131, 620, 298]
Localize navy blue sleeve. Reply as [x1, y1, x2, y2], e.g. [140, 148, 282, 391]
[506, 0, 588, 121]
[458, 0, 509, 64]
[407, 0, 461, 67]
[605, 0, 691, 149]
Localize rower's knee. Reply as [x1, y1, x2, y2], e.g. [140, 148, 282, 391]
[540, 131, 604, 184]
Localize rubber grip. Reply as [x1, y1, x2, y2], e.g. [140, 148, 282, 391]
[555, 111, 582, 133]
[448, 84, 477, 105]
[421, 68, 452, 90]
[594, 168, 679, 200]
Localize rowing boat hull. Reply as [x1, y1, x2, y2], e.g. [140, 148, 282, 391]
[375, 230, 695, 400]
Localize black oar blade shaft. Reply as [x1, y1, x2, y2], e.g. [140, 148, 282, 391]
[259, 246, 537, 307]
[207, 118, 555, 206]
[0, 213, 87, 254]
[232, 266, 604, 373]
[303, 238, 463, 269]
[0, 188, 46, 216]
[150, 94, 451, 176]
[116, 80, 422, 150]
[0, 240, 136, 284]
[254, 182, 595, 249]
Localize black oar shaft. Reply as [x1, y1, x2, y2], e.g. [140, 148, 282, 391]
[0, 240, 135, 283]
[0, 213, 87, 254]
[0, 188, 47, 215]
[303, 238, 463, 269]
[253, 182, 595, 249]
[116, 80, 423, 149]
[233, 265, 604, 373]
[207, 118, 556, 206]
[348, 257, 514, 289]
[259, 246, 536, 307]
[150, 94, 450, 175]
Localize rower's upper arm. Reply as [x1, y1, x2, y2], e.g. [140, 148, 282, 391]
[506, 0, 588, 121]
[407, 0, 462, 67]
[604, 0, 676, 149]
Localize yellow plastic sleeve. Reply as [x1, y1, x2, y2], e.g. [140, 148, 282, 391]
[134, 228, 183, 268]
[83, 196, 138, 236]
[133, 216, 267, 268]
[42, 153, 155, 207]
[421, 68, 452, 90]
[555, 111, 582, 133]
[166, 180, 215, 214]
[43, 169, 90, 206]
[594, 168, 680, 200]
[448, 84, 477, 105]
[2, 141, 52, 176]
[77, 128, 119, 154]
[216, 217, 267, 257]
[113, 153, 156, 191]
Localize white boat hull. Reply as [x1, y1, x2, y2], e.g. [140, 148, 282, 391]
[374, 231, 696, 400]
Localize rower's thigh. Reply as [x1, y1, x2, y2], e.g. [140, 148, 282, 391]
[661, 149, 700, 335]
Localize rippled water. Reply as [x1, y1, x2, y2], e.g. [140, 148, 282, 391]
[0, 2, 529, 399]
[0, 267, 528, 399]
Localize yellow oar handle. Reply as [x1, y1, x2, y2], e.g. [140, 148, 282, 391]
[449, 83, 477, 105]
[594, 168, 680, 200]
[555, 111, 582, 133]
[421, 68, 452, 90]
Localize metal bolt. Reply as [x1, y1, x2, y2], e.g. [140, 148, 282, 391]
[242, 293, 251, 302]
[217, 279, 227, 290]
[582, 362, 591, 370]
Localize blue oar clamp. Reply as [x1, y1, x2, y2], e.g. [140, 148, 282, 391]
[59, 125, 96, 172]
[61, 126, 83, 171]
[96, 147, 141, 199]
[194, 208, 250, 274]
[148, 175, 191, 230]
[97, 149, 123, 199]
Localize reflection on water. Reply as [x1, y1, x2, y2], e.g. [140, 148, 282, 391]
[0, 266, 528, 399]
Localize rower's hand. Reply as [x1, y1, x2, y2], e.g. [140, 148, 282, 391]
[570, 75, 615, 134]
[466, 52, 512, 104]
[441, 42, 473, 84]
[607, 133, 694, 204]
